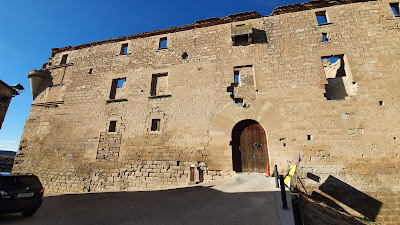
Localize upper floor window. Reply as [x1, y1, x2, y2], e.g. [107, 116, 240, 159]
[159, 37, 167, 49]
[60, 54, 68, 65]
[120, 43, 128, 54]
[390, 2, 400, 16]
[316, 11, 329, 25]
[322, 33, 328, 42]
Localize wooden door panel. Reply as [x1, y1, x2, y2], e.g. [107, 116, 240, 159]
[239, 123, 268, 172]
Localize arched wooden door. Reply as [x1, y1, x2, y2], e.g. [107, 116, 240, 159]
[232, 120, 269, 173]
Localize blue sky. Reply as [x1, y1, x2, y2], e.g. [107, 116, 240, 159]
[0, 0, 306, 151]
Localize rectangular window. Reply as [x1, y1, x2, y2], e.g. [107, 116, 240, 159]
[390, 2, 400, 16]
[60, 54, 68, 65]
[316, 11, 328, 25]
[109, 78, 126, 99]
[150, 73, 168, 97]
[322, 33, 328, 42]
[120, 43, 128, 54]
[234, 71, 239, 83]
[159, 37, 167, 49]
[151, 119, 161, 131]
[109, 121, 117, 132]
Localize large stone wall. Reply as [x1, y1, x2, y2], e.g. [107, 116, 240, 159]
[13, 0, 400, 223]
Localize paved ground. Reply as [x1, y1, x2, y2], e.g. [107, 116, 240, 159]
[0, 174, 294, 225]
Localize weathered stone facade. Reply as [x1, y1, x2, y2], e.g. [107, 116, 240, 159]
[13, 0, 400, 223]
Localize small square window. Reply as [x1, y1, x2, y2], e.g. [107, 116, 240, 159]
[159, 37, 167, 49]
[322, 33, 328, 42]
[120, 43, 128, 54]
[151, 119, 161, 131]
[109, 121, 117, 132]
[316, 11, 328, 25]
[390, 3, 400, 16]
[182, 52, 188, 60]
[60, 54, 68, 65]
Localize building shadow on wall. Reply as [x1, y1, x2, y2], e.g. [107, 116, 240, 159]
[0, 186, 281, 225]
[305, 174, 382, 222]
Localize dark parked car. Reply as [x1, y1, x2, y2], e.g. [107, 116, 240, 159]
[0, 173, 44, 216]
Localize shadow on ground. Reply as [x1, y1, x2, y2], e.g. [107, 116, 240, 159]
[0, 185, 280, 225]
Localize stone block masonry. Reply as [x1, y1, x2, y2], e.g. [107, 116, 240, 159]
[13, 0, 400, 223]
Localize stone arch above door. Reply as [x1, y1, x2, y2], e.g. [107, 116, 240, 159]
[206, 98, 294, 171]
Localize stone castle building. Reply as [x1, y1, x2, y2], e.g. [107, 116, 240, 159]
[13, 0, 400, 223]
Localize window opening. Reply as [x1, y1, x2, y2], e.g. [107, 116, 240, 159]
[120, 43, 128, 54]
[182, 52, 188, 60]
[307, 135, 313, 141]
[150, 73, 168, 97]
[234, 71, 239, 84]
[151, 119, 161, 131]
[322, 33, 328, 42]
[379, 101, 384, 106]
[60, 54, 68, 65]
[109, 121, 117, 132]
[233, 34, 250, 46]
[390, 3, 399, 16]
[159, 37, 167, 49]
[109, 78, 126, 99]
[235, 98, 243, 104]
[321, 54, 356, 100]
[88, 68, 93, 74]
[316, 11, 328, 25]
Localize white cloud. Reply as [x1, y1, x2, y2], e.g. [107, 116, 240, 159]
[0, 140, 18, 151]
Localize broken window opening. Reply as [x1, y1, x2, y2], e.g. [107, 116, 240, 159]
[109, 121, 117, 132]
[252, 29, 268, 44]
[322, 33, 328, 42]
[159, 37, 167, 49]
[150, 73, 168, 97]
[321, 54, 356, 100]
[60, 54, 68, 65]
[182, 52, 188, 60]
[109, 78, 126, 99]
[233, 34, 250, 46]
[316, 11, 328, 25]
[120, 43, 128, 54]
[390, 2, 400, 16]
[151, 119, 161, 131]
